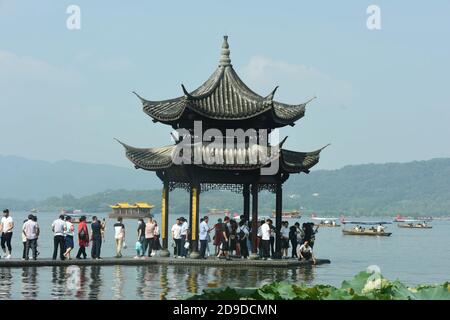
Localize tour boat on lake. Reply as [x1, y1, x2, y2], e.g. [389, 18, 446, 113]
[271, 210, 301, 219]
[341, 220, 392, 236]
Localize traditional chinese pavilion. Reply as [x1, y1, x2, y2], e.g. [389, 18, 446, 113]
[117, 36, 327, 258]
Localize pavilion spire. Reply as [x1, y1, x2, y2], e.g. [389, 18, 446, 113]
[219, 35, 232, 67]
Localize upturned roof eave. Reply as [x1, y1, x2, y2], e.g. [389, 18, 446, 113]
[116, 139, 327, 174]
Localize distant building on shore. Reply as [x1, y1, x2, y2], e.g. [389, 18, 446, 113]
[109, 202, 154, 219]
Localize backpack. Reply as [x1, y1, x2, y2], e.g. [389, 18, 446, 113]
[79, 227, 87, 241]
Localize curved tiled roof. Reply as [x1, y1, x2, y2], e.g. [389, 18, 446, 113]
[116, 139, 327, 174]
[280, 144, 330, 173]
[135, 36, 314, 126]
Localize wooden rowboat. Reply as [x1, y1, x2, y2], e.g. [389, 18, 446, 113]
[397, 224, 432, 229]
[342, 230, 392, 236]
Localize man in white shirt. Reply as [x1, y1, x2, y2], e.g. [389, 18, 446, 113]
[51, 214, 66, 260]
[199, 216, 211, 259]
[179, 217, 189, 258]
[171, 218, 182, 257]
[23, 214, 39, 260]
[297, 240, 316, 264]
[260, 219, 272, 260]
[376, 224, 385, 233]
[113, 217, 125, 258]
[1, 209, 14, 259]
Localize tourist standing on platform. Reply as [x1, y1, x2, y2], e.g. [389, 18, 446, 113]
[137, 218, 146, 256]
[134, 239, 143, 258]
[101, 218, 106, 242]
[22, 214, 39, 260]
[32, 215, 40, 257]
[145, 217, 156, 257]
[295, 223, 304, 256]
[281, 221, 290, 259]
[289, 222, 299, 258]
[90, 216, 103, 259]
[206, 227, 212, 257]
[1, 209, 14, 259]
[247, 219, 253, 253]
[238, 219, 249, 259]
[171, 218, 181, 257]
[261, 219, 272, 260]
[63, 216, 75, 259]
[179, 217, 189, 258]
[51, 214, 66, 260]
[21, 219, 27, 260]
[213, 218, 223, 256]
[114, 217, 125, 258]
[199, 216, 210, 259]
[217, 216, 231, 260]
[257, 220, 264, 258]
[269, 222, 276, 257]
[303, 222, 319, 249]
[152, 221, 162, 256]
[229, 219, 238, 256]
[76, 216, 89, 259]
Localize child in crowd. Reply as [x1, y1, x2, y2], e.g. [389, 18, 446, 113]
[134, 240, 143, 258]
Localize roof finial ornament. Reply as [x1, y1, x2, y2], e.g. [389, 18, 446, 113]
[219, 35, 231, 67]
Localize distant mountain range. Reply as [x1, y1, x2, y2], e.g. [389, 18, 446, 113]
[283, 158, 450, 216]
[0, 155, 160, 199]
[1, 155, 450, 216]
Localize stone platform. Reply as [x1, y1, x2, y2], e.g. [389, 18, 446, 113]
[0, 257, 330, 268]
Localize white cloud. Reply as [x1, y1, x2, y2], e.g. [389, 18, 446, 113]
[0, 49, 81, 85]
[242, 56, 353, 104]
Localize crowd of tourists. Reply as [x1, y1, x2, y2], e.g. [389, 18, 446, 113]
[1, 208, 318, 262]
[171, 214, 318, 263]
[0, 208, 165, 261]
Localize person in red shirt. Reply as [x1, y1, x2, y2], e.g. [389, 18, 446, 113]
[213, 218, 223, 256]
[76, 216, 89, 259]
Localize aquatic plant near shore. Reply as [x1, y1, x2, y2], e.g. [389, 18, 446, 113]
[186, 271, 450, 300]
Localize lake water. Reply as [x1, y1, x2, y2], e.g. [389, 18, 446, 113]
[0, 211, 449, 299]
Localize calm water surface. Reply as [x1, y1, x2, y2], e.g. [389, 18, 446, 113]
[0, 211, 449, 299]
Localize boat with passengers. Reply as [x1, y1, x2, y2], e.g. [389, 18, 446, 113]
[341, 218, 392, 236]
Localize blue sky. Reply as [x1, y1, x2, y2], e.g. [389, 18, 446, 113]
[1, 0, 449, 170]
